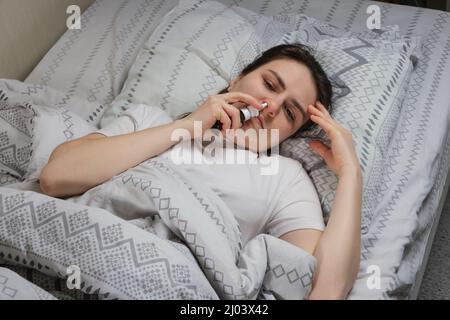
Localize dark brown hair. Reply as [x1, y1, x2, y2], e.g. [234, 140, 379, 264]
[231, 43, 333, 136]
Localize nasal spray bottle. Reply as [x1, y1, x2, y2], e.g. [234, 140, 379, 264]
[212, 101, 269, 130]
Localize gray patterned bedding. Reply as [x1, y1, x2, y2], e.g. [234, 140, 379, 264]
[0, 267, 56, 300]
[0, 79, 316, 300]
[25, 0, 180, 128]
[1, 0, 450, 300]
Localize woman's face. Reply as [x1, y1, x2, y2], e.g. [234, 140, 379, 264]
[227, 58, 318, 152]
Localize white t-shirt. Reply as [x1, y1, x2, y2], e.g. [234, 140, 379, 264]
[96, 104, 325, 244]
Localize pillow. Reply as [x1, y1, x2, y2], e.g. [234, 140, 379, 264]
[0, 267, 57, 300]
[0, 90, 34, 182]
[24, 104, 95, 181]
[0, 79, 96, 184]
[275, 21, 421, 223]
[100, 0, 295, 126]
[101, 0, 421, 222]
[101, 0, 402, 124]
[0, 173, 20, 187]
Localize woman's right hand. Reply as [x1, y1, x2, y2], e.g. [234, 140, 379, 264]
[180, 92, 262, 136]
[307, 102, 361, 179]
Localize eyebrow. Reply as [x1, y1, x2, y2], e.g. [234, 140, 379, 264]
[268, 69, 307, 120]
[292, 100, 307, 121]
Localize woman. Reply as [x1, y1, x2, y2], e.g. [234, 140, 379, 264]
[39, 44, 362, 299]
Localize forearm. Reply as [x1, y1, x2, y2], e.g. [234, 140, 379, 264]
[309, 168, 362, 299]
[40, 119, 187, 198]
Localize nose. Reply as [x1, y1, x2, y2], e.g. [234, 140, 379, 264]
[262, 98, 282, 118]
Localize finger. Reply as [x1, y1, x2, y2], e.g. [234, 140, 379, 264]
[221, 92, 263, 110]
[315, 101, 331, 117]
[222, 103, 242, 129]
[308, 104, 325, 118]
[308, 103, 333, 122]
[213, 107, 222, 122]
[309, 104, 341, 130]
[218, 108, 232, 131]
[310, 114, 335, 137]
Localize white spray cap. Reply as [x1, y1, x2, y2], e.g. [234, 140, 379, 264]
[240, 102, 269, 122]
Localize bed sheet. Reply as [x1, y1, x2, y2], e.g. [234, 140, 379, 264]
[11, 0, 450, 299]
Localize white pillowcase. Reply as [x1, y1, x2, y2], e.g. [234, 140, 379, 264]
[101, 0, 294, 126]
[25, 105, 95, 181]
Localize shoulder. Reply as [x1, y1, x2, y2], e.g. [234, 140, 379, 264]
[275, 155, 319, 200]
[277, 155, 309, 180]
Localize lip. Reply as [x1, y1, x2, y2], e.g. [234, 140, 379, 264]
[257, 115, 265, 129]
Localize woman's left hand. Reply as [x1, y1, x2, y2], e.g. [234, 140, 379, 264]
[307, 102, 361, 178]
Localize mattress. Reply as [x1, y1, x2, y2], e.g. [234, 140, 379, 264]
[7, 0, 450, 299]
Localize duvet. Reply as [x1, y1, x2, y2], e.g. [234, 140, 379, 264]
[0, 79, 315, 300]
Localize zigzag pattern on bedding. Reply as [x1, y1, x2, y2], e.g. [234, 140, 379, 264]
[0, 189, 217, 300]
[269, 0, 450, 300]
[12, 0, 450, 300]
[396, 124, 450, 299]
[384, 28, 450, 299]
[234, 0, 450, 299]
[351, 8, 450, 299]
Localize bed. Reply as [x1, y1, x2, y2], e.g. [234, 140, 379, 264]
[1, 0, 449, 300]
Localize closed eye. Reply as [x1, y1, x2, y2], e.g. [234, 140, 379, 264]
[284, 105, 295, 121]
[264, 79, 275, 91]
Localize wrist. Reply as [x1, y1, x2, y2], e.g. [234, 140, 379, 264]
[172, 118, 194, 140]
[339, 165, 362, 180]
